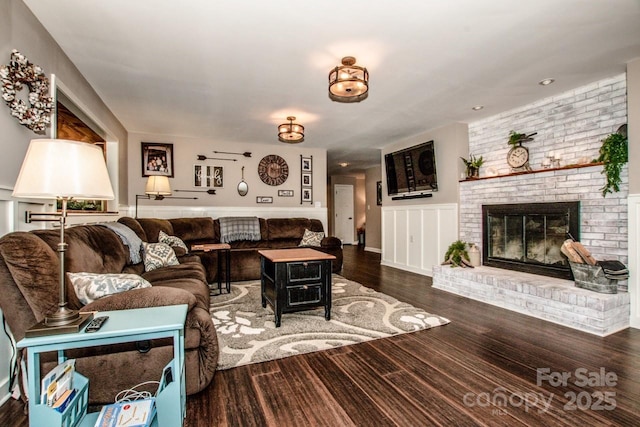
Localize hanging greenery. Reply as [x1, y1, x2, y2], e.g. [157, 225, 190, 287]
[597, 132, 628, 197]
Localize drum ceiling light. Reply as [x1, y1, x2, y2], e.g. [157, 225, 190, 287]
[328, 56, 369, 103]
[278, 116, 305, 143]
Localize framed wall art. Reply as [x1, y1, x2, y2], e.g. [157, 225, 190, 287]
[208, 166, 224, 188]
[300, 155, 313, 204]
[377, 181, 383, 205]
[142, 142, 174, 177]
[194, 164, 203, 187]
[256, 196, 273, 204]
[278, 190, 294, 197]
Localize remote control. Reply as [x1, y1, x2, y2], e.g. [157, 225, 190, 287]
[84, 316, 109, 333]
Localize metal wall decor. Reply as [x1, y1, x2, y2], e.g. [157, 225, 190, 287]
[213, 150, 252, 157]
[258, 154, 289, 186]
[0, 50, 54, 133]
[197, 154, 236, 162]
[300, 155, 313, 204]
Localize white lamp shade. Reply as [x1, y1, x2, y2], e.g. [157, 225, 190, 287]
[12, 139, 115, 200]
[145, 175, 172, 196]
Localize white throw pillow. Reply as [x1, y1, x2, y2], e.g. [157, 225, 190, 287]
[158, 230, 189, 252]
[142, 242, 180, 271]
[299, 229, 325, 247]
[68, 272, 152, 305]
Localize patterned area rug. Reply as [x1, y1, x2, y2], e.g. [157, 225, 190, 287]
[210, 274, 450, 370]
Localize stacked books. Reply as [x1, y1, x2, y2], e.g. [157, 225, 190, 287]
[94, 398, 156, 427]
[597, 260, 629, 280]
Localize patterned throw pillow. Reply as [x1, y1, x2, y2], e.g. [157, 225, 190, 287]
[158, 230, 189, 252]
[142, 242, 180, 272]
[68, 272, 152, 305]
[299, 229, 325, 247]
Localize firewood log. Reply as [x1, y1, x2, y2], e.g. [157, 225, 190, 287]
[561, 240, 583, 263]
[571, 241, 597, 265]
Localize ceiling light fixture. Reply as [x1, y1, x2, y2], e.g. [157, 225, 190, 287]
[339, 162, 349, 167]
[539, 78, 555, 86]
[328, 56, 369, 103]
[278, 116, 305, 143]
[472, 105, 484, 111]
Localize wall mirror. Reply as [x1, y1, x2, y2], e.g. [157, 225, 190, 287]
[237, 166, 248, 196]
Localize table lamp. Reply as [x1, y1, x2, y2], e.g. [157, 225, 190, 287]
[12, 139, 115, 335]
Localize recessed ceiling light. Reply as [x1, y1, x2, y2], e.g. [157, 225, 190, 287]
[472, 105, 484, 111]
[539, 78, 555, 86]
[339, 162, 349, 167]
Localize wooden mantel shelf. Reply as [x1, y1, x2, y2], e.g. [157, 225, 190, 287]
[459, 162, 603, 183]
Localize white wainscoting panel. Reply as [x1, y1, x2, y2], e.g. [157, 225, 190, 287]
[629, 194, 640, 330]
[381, 203, 458, 276]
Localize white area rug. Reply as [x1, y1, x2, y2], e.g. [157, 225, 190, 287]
[210, 274, 450, 370]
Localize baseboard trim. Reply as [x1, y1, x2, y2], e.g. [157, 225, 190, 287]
[364, 246, 381, 254]
[380, 260, 433, 277]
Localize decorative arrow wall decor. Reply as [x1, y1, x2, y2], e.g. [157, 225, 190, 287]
[175, 189, 216, 195]
[196, 155, 237, 161]
[213, 150, 252, 157]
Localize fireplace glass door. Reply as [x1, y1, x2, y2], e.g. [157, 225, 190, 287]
[483, 202, 580, 279]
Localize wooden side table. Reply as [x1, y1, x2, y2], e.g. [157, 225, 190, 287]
[17, 305, 188, 427]
[258, 248, 335, 327]
[191, 243, 231, 294]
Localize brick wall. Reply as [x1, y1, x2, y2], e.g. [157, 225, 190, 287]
[461, 74, 628, 265]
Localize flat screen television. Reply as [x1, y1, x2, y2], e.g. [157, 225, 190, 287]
[384, 140, 438, 196]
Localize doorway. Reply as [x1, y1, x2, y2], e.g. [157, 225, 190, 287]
[334, 184, 354, 244]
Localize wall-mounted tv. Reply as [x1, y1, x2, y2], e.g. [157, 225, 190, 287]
[384, 140, 438, 196]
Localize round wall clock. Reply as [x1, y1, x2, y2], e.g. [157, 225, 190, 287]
[507, 145, 531, 171]
[258, 155, 289, 186]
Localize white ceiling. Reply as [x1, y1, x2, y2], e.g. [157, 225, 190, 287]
[24, 0, 640, 175]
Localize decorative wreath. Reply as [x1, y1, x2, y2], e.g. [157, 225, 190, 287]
[0, 49, 54, 134]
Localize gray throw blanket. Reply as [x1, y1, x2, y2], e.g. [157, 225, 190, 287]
[99, 222, 143, 264]
[219, 216, 261, 243]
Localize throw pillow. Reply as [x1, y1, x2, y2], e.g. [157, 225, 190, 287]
[158, 230, 189, 252]
[299, 229, 324, 247]
[142, 242, 180, 272]
[68, 272, 152, 305]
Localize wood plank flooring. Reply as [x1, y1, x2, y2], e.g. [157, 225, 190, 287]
[2, 245, 639, 426]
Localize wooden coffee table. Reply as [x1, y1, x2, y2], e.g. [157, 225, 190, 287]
[191, 243, 231, 294]
[258, 248, 335, 327]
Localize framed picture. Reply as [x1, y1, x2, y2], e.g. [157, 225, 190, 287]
[207, 166, 224, 188]
[302, 188, 312, 202]
[256, 196, 273, 204]
[377, 181, 382, 205]
[142, 142, 174, 177]
[301, 156, 312, 172]
[302, 173, 312, 187]
[278, 189, 294, 197]
[194, 164, 203, 187]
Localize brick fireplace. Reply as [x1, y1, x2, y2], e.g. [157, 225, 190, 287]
[433, 74, 629, 336]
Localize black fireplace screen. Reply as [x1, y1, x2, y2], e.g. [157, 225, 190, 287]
[482, 202, 580, 279]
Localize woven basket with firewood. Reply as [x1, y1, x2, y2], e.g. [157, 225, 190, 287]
[561, 239, 628, 294]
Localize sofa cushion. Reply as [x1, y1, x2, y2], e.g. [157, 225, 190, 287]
[267, 218, 311, 240]
[170, 217, 215, 242]
[158, 230, 189, 252]
[299, 229, 324, 247]
[142, 242, 180, 271]
[117, 217, 148, 241]
[68, 272, 152, 305]
[137, 218, 174, 242]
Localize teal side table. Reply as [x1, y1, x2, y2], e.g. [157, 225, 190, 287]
[17, 304, 188, 427]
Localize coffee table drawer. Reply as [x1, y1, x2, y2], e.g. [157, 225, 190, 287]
[287, 261, 322, 281]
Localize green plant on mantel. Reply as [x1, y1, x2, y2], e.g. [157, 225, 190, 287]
[508, 130, 537, 146]
[460, 154, 484, 178]
[597, 131, 628, 197]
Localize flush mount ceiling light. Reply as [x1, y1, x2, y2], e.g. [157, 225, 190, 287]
[278, 116, 305, 143]
[539, 78, 555, 86]
[339, 162, 349, 167]
[328, 56, 369, 103]
[472, 105, 484, 111]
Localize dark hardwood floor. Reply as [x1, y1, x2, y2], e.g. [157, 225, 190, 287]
[2, 245, 639, 426]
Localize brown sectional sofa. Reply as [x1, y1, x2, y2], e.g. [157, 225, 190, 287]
[0, 224, 218, 404]
[0, 215, 341, 405]
[118, 216, 343, 284]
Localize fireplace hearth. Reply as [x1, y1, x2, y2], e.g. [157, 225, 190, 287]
[482, 202, 580, 279]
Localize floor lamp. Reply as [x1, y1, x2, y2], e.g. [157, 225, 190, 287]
[12, 139, 115, 336]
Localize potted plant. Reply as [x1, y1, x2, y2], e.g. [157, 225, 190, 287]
[508, 130, 536, 146]
[597, 130, 628, 196]
[460, 154, 484, 178]
[442, 240, 473, 267]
